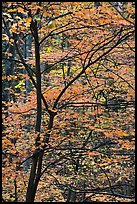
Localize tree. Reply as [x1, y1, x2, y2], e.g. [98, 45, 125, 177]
[2, 2, 135, 202]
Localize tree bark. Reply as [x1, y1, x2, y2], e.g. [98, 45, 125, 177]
[26, 19, 42, 202]
[26, 18, 57, 202]
[67, 188, 76, 202]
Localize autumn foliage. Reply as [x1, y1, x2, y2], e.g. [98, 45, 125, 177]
[2, 2, 135, 202]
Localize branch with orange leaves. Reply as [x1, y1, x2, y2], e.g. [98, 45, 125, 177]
[53, 29, 134, 109]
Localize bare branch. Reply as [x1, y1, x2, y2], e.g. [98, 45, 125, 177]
[109, 2, 135, 26]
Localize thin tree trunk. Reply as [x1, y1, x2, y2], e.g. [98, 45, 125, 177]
[67, 188, 76, 202]
[26, 19, 42, 202]
[25, 18, 57, 202]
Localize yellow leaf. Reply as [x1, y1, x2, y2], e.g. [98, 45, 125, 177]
[26, 17, 32, 23]
[25, 17, 32, 27]
[11, 25, 17, 33]
[10, 39, 14, 43]
[122, 132, 128, 137]
[9, 39, 14, 45]
[25, 22, 31, 27]
[117, 130, 128, 137]
[8, 8, 17, 13]
[17, 7, 25, 13]
[48, 21, 56, 29]
[2, 34, 9, 41]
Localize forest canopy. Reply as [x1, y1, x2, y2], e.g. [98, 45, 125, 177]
[2, 2, 135, 202]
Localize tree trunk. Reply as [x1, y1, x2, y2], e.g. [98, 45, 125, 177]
[67, 188, 76, 202]
[26, 19, 42, 202]
[25, 19, 57, 202]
